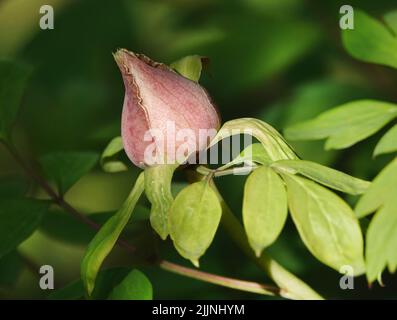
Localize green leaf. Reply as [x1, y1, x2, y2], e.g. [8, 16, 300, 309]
[0, 250, 23, 286]
[218, 143, 272, 171]
[108, 269, 153, 300]
[171, 182, 189, 198]
[49, 267, 131, 300]
[48, 280, 85, 300]
[355, 158, 397, 218]
[100, 136, 128, 173]
[0, 176, 28, 198]
[271, 160, 370, 195]
[365, 198, 397, 283]
[238, 143, 272, 165]
[243, 166, 287, 256]
[209, 118, 298, 162]
[283, 174, 365, 274]
[0, 60, 32, 140]
[0, 198, 48, 258]
[40, 151, 99, 195]
[170, 55, 206, 82]
[169, 180, 222, 266]
[285, 100, 397, 149]
[342, 10, 397, 69]
[81, 173, 144, 296]
[91, 267, 132, 299]
[384, 10, 397, 34]
[374, 124, 397, 156]
[144, 164, 177, 240]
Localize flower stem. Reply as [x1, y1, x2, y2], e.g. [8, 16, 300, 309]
[210, 181, 323, 300]
[159, 260, 280, 297]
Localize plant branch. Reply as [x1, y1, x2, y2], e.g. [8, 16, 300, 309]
[159, 260, 281, 297]
[2, 142, 101, 232]
[2, 141, 280, 298]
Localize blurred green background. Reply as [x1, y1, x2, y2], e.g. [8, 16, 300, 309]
[0, 0, 397, 299]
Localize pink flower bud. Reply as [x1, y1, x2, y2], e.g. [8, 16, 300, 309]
[114, 49, 220, 168]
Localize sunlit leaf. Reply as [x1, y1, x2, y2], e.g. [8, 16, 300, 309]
[0, 60, 32, 140]
[171, 182, 189, 198]
[243, 166, 287, 256]
[355, 158, 397, 218]
[218, 143, 272, 171]
[108, 269, 152, 300]
[170, 55, 206, 82]
[283, 174, 365, 274]
[209, 118, 298, 162]
[81, 173, 144, 296]
[40, 151, 99, 195]
[100, 136, 128, 173]
[285, 100, 397, 149]
[0, 198, 48, 258]
[342, 10, 397, 69]
[374, 124, 397, 156]
[169, 180, 222, 266]
[271, 159, 370, 195]
[354, 157, 397, 281]
[365, 198, 397, 283]
[144, 164, 177, 240]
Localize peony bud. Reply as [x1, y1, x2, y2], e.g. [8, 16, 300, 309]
[113, 49, 220, 168]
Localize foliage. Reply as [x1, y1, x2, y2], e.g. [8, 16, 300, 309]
[342, 10, 397, 69]
[1, 1, 397, 300]
[286, 8, 397, 284]
[0, 198, 48, 258]
[285, 100, 397, 150]
[355, 159, 397, 282]
[169, 179, 222, 267]
[81, 172, 144, 296]
[243, 165, 287, 257]
[100, 136, 128, 173]
[144, 165, 177, 240]
[40, 151, 99, 195]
